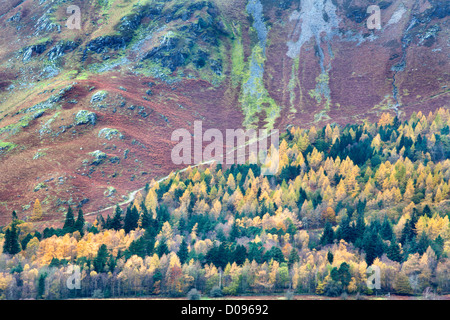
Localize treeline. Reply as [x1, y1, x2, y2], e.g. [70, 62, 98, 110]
[1, 109, 450, 299]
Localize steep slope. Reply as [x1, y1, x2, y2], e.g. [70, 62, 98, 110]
[0, 0, 448, 224]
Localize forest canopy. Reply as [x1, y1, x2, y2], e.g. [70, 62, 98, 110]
[1, 109, 450, 299]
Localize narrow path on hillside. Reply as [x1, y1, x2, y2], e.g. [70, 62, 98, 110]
[46, 129, 280, 223]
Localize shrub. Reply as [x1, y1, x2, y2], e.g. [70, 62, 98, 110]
[187, 288, 201, 300]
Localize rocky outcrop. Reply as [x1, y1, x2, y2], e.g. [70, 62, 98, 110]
[22, 42, 50, 62]
[47, 40, 80, 61]
[85, 35, 132, 55]
[74, 110, 97, 126]
[89, 150, 107, 166]
[98, 128, 124, 141]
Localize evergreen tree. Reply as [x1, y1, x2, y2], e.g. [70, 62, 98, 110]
[362, 229, 384, 266]
[157, 237, 169, 257]
[248, 242, 264, 263]
[417, 231, 430, 255]
[233, 244, 247, 266]
[228, 221, 240, 242]
[178, 238, 189, 265]
[320, 221, 335, 246]
[128, 229, 155, 258]
[336, 216, 354, 243]
[140, 203, 152, 229]
[380, 216, 394, 240]
[2, 228, 11, 254]
[63, 206, 75, 232]
[264, 246, 285, 263]
[288, 248, 300, 268]
[124, 205, 139, 233]
[74, 209, 85, 235]
[11, 210, 18, 222]
[3, 223, 21, 255]
[111, 205, 123, 231]
[431, 235, 444, 259]
[422, 205, 432, 218]
[37, 273, 46, 299]
[354, 211, 366, 243]
[94, 244, 109, 273]
[327, 250, 334, 264]
[387, 236, 402, 262]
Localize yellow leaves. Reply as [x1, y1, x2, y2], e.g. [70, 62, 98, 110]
[415, 215, 450, 241]
[30, 199, 43, 222]
[37, 229, 140, 265]
[169, 253, 181, 269]
[0, 273, 14, 292]
[378, 112, 394, 127]
[227, 174, 236, 191]
[322, 207, 336, 224]
[335, 180, 347, 202]
[403, 179, 415, 202]
[145, 188, 158, 216]
[306, 148, 323, 170]
[333, 240, 355, 266]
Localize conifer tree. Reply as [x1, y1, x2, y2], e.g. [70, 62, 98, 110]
[178, 238, 189, 265]
[387, 236, 402, 263]
[111, 205, 123, 231]
[320, 222, 334, 246]
[124, 205, 139, 233]
[157, 237, 169, 257]
[31, 199, 43, 221]
[63, 206, 75, 232]
[94, 244, 109, 273]
[3, 222, 21, 255]
[74, 209, 85, 235]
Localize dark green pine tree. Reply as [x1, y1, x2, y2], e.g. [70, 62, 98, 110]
[63, 206, 75, 232]
[128, 229, 155, 258]
[7, 223, 21, 255]
[2, 228, 11, 254]
[417, 231, 430, 255]
[124, 206, 139, 234]
[354, 211, 366, 244]
[37, 273, 46, 299]
[74, 209, 85, 236]
[288, 248, 300, 269]
[178, 238, 189, 265]
[11, 210, 18, 222]
[93, 244, 109, 273]
[247, 242, 264, 264]
[111, 205, 123, 231]
[156, 237, 169, 257]
[431, 235, 444, 259]
[422, 205, 432, 218]
[336, 216, 354, 243]
[228, 221, 240, 242]
[362, 229, 384, 266]
[380, 216, 394, 241]
[387, 236, 402, 263]
[327, 250, 334, 264]
[233, 244, 247, 266]
[320, 221, 335, 246]
[140, 202, 152, 229]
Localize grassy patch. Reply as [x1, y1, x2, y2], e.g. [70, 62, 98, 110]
[0, 141, 17, 152]
[231, 24, 245, 88]
[241, 45, 280, 129]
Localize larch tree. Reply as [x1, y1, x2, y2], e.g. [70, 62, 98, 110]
[30, 199, 43, 222]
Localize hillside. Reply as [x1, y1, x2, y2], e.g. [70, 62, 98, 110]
[0, 0, 448, 224]
[0, 109, 449, 299]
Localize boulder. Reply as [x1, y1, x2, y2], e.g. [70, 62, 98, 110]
[75, 110, 97, 126]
